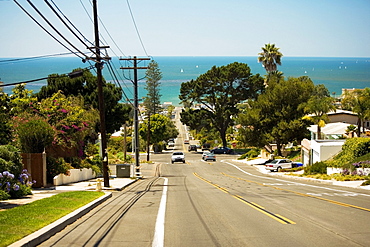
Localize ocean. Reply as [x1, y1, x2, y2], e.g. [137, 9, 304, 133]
[1, 56, 369, 106]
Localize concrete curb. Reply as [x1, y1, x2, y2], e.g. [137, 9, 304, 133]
[235, 160, 370, 190]
[9, 192, 112, 247]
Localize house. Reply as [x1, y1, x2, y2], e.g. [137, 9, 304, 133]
[301, 138, 345, 166]
[327, 110, 358, 125]
[301, 110, 370, 166]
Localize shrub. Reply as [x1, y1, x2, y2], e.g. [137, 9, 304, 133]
[0, 145, 23, 178]
[84, 142, 99, 157]
[361, 180, 370, 186]
[0, 190, 10, 200]
[333, 138, 370, 166]
[46, 157, 73, 184]
[13, 116, 54, 153]
[0, 169, 33, 199]
[304, 161, 329, 175]
[246, 148, 260, 158]
[81, 155, 103, 176]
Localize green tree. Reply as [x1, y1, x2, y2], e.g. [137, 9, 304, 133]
[179, 62, 264, 147]
[36, 69, 132, 134]
[37, 91, 99, 149]
[139, 114, 178, 151]
[303, 84, 336, 139]
[12, 114, 54, 153]
[258, 43, 283, 73]
[9, 84, 38, 115]
[238, 76, 315, 156]
[341, 88, 370, 137]
[144, 60, 162, 115]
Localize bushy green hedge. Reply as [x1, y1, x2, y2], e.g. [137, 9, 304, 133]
[0, 145, 23, 178]
[304, 161, 329, 175]
[330, 137, 370, 166]
[238, 148, 260, 160]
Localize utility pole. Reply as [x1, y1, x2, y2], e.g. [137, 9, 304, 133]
[120, 56, 150, 178]
[93, 0, 110, 187]
[146, 112, 151, 161]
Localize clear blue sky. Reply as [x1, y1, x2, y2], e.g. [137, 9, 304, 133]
[1, 0, 369, 58]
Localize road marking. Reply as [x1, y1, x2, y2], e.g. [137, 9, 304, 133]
[222, 160, 370, 198]
[222, 172, 370, 213]
[152, 177, 168, 247]
[193, 173, 295, 224]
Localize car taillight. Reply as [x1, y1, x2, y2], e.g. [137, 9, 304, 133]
[266, 165, 273, 167]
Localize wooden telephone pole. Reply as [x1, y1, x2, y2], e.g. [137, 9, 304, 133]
[120, 57, 150, 178]
[93, 0, 110, 187]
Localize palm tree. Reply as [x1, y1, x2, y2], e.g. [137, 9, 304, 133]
[342, 88, 370, 137]
[258, 43, 283, 73]
[304, 85, 336, 139]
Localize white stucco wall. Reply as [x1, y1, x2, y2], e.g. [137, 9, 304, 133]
[53, 168, 95, 186]
[308, 140, 345, 165]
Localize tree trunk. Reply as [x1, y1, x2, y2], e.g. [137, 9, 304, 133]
[317, 125, 321, 140]
[357, 118, 362, 137]
[276, 141, 283, 157]
[220, 128, 227, 147]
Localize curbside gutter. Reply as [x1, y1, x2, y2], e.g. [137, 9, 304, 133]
[9, 192, 112, 247]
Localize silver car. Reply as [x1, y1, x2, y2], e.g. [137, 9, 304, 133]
[265, 159, 293, 172]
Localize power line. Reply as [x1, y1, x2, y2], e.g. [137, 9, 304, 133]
[82, 0, 128, 59]
[126, 0, 149, 57]
[45, 0, 98, 57]
[25, 0, 90, 61]
[0, 67, 93, 88]
[13, 0, 86, 61]
[106, 60, 134, 108]
[0, 52, 81, 64]
[49, 0, 95, 47]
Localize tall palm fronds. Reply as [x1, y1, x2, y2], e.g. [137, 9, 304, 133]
[258, 43, 283, 73]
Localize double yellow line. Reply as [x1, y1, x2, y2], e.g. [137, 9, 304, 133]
[193, 172, 296, 225]
[222, 172, 370, 213]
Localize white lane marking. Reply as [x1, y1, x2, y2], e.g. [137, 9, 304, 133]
[222, 160, 370, 198]
[152, 177, 168, 247]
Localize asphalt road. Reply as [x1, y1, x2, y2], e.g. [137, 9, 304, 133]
[39, 109, 370, 246]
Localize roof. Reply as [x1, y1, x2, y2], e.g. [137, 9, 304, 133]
[327, 110, 357, 116]
[308, 122, 352, 135]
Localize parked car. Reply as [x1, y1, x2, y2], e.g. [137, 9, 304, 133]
[211, 147, 234, 154]
[202, 152, 216, 161]
[168, 141, 175, 147]
[188, 145, 197, 152]
[202, 143, 211, 151]
[265, 159, 293, 172]
[171, 152, 185, 164]
[292, 162, 303, 168]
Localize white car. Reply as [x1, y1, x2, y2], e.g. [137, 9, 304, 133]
[265, 159, 293, 172]
[171, 152, 185, 164]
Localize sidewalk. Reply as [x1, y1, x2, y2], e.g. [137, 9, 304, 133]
[1, 163, 157, 210]
[3, 163, 157, 247]
[235, 159, 370, 190]
[0, 177, 136, 211]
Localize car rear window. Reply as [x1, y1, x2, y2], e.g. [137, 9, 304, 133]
[173, 152, 183, 155]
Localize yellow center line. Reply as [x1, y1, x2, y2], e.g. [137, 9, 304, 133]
[193, 172, 295, 224]
[221, 172, 370, 213]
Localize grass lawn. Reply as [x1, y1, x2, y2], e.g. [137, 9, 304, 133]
[0, 191, 104, 247]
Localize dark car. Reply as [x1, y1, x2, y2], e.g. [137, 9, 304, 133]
[202, 143, 211, 151]
[188, 145, 197, 152]
[211, 147, 234, 154]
